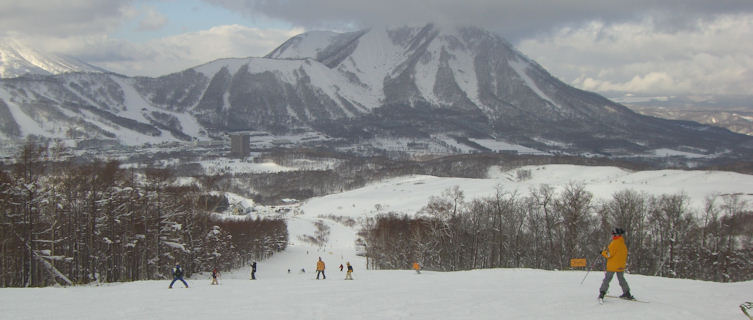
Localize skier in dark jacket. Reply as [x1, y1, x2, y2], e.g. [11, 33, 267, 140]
[250, 262, 257, 280]
[169, 263, 189, 288]
[211, 268, 220, 285]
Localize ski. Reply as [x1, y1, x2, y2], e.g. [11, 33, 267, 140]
[604, 295, 649, 303]
[741, 302, 753, 320]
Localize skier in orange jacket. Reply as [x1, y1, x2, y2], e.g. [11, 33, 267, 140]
[412, 262, 421, 274]
[598, 228, 635, 301]
[316, 257, 326, 280]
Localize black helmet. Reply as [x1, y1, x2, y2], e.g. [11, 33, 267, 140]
[612, 228, 625, 235]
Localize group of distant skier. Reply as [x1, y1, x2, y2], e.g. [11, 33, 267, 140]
[168, 256, 361, 288]
[314, 256, 353, 280]
[167, 261, 256, 288]
[169, 226, 638, 304]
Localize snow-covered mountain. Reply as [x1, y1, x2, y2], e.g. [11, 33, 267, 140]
[1, 24, 751, 160]
[0, 39, 106, 79]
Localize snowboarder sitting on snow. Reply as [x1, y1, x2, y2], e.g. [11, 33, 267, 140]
[316, 257, 326, 280]
[169, 263, 189, 288]
[598, 228, 634, 301]
[345, 262, 353, 280]
[211, 268, 219, 285]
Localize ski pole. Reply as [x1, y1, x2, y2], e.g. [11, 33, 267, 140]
[580, 249, 605, 285]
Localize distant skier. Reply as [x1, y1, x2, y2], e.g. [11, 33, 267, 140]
[316, 257, 326, 280]
[169, 263, 189, 288]
[598, 228, 635, 301]
[412, 262, 421, 274]
[250, 262, 257, 280]
[211, 268, 220, 285]
[339, 263, 344, 272]
[345, 262, 353, 280]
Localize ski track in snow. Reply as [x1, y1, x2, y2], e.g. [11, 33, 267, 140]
[2, 164, 753, 319]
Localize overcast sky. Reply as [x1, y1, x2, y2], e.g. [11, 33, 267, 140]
[2, 0, 752, 98]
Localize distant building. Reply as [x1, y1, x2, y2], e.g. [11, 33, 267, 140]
[230, 133, 250, 157]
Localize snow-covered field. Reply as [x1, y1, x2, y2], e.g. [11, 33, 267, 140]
[199, 158, 296, 175]
[2, 164, 753, 319]
[303, 164, 753, 219]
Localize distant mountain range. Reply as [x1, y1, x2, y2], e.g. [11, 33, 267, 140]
[613, 94, 753, 136]
[1, 24, 751, 161]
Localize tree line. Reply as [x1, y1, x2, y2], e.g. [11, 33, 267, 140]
[217, 148, 653, 206]
[0, 141, 287, 287]
[360, 184, 753, 282]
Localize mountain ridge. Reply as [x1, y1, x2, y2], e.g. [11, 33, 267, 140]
[0, 39, 107, 79]
[0, 24, 751, 161]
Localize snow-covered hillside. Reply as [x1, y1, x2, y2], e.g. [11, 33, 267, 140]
[0, 39, 106, 78]
[302, 164, 753, 218]
[2, 164, 753, 319]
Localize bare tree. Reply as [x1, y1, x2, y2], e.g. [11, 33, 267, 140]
[555, 183, 594, 269]
[649, 194, 694, 277]
[530, 185, 560, 269]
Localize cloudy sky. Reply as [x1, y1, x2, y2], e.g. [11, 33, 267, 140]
[2, 0, 752, 98]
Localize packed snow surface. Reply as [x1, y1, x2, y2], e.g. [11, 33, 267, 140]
[3, 265, 750, 320]
[2, 164, 753, 319]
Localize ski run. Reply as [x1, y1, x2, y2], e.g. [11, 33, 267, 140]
[2, 164, 753, 319]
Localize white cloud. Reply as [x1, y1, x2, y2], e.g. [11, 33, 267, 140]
[138, 7, 168, 31]
[0, 0, 134, 37]
[205, 0, 753, 41]
[579, 72, 689, 94]
[517, 14, 753, 95]
[75, 25, 304, 77]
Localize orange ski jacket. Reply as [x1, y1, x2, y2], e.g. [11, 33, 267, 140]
[602, 235, 628, 272]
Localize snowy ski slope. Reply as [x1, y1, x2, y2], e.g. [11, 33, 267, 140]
[2, 164, 752, 319]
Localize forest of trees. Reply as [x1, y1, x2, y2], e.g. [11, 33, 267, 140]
[3, 138, 751, 287]
[221, 149, 653, 206]
[360, 184, 753, 282]
[0, 142, 287, 287]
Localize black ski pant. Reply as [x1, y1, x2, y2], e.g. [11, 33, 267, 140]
[599, 271, 630, 294]
[316, 270, 325, 279]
